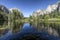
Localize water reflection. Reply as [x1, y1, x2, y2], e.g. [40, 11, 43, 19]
[0, 23, 60, 40]
[30, 21, 60, 37]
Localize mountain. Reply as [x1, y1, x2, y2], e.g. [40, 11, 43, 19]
[9, 8, 24, 17]
[57, 1, 60, 12]
[46, 4, 58, 13]
[32, 9, 44, 17]
[32, 2, 59, 17]
[9, 8, 20, 12]
[0, 5, 9, 14]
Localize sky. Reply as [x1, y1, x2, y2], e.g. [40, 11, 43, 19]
[0, 0, 58, 17]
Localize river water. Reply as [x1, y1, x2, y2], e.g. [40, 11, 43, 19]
[0, 23, 60, 40]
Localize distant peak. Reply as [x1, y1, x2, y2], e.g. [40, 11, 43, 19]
[9, 7, 20, 11]
[32, 2, 59, 17]
[0, 5, 9, 14]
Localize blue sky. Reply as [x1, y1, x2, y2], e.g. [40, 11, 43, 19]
[0, 0, 58, 17]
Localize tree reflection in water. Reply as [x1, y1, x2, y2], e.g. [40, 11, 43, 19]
[0, 23, 60, 40]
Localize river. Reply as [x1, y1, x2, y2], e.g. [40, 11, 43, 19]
[0, 23, 60, 40]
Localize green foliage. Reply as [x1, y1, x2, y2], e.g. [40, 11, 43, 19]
[0, 11, 8, 27]
[9, 9, 24, 33]
[29, 10, 60, 35]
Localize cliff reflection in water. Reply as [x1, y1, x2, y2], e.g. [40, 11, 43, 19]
[0, 1, 60, 40]
[30, 21, 60, 37]
[0, 23, 60, 40]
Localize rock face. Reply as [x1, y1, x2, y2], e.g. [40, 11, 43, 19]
[46, 4, 58, 13]
[57, 1, 60, 12]
[9, 8, 24, 18]
[32, 1, 59, 17]
[0, 5, 9, 36]
[0, 5, 9, 14]
[0, 5, 9, 25]
[32, 1, 60, 37]
[9, 8, 24, 33]
[32, 9, 44, 17]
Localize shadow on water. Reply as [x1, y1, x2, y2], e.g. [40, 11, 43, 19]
[0, 23, 60, 40]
